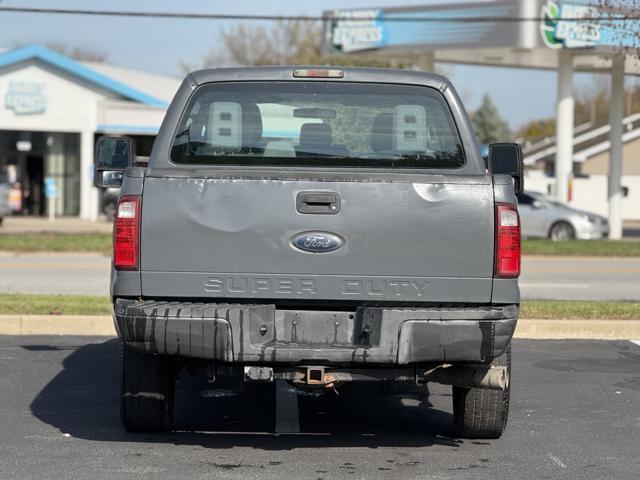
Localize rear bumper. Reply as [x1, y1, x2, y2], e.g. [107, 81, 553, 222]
[114, 300, 518, 365]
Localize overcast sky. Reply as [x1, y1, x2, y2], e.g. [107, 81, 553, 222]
[0, 0, 627, 130]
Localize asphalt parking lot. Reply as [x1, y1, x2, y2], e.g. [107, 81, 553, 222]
[0, 336, 639, 479]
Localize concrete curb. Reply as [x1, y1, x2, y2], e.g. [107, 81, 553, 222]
[1, 315, 640, 340]
[514, 318, 640, 340]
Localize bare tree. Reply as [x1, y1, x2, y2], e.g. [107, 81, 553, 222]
[180, 20, 412, 73]
[181, 20, 321, 71]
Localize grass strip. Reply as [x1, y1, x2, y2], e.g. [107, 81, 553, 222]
[0, 295, 638, 320]
[523, 239, 640, 257]
[520, 300, 640, 320]
[0, 294, 112, 315]
[1, 234, 639, 257]
[0, 233, 112, 254]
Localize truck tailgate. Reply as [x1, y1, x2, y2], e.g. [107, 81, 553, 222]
[140, 175, 494, 303]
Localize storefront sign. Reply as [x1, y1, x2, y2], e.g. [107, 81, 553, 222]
[4, 81, 46, 114]
[16, 140, 32, 152]
[326, 3, 519, 54]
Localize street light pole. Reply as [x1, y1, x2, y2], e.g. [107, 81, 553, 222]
[608, 54, 625, 240]
[554, 49, 574, 204]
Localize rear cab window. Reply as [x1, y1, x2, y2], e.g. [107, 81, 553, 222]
[171, 82, 465, 169]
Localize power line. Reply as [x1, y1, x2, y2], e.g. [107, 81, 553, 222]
[0, 6, 638, 23]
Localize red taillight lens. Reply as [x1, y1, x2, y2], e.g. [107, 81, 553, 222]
[495, 203, 521, 278]
[113, 195, 140, 270]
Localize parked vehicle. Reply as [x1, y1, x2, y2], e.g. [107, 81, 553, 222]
[517, 191, 609, 240]
[0, 176, 10, 225]
[95, 67, 523, 438]
[101, 188, 119, 221]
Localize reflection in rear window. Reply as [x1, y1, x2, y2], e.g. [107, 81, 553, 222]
[171, 81, 465, 169]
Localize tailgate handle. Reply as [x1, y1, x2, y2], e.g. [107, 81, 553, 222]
[296, 191, 341, 214]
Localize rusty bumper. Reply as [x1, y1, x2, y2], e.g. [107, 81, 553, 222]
[114, 300, 518, 365]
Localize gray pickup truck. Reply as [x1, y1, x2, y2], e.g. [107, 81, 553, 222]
[95, 67, 523, 439]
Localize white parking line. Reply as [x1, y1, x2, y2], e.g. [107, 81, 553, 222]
[630, 340, 640, 347]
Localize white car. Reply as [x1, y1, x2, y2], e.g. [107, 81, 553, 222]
[517, 191, 609, 240]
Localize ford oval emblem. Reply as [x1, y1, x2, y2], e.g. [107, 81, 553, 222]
[292, 232, 343, 253]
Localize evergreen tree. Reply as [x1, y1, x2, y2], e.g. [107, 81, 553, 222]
[471, 94, 512, 144]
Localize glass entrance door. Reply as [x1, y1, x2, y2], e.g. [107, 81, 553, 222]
[0, 130, 80, 216]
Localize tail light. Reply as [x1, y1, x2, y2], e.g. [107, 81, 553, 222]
[113, 195, 141, 270]
[495, 203, 520, 278]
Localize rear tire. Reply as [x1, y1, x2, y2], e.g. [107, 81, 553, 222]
[452, 344, 511, 439]
[120, 342, 176, 432]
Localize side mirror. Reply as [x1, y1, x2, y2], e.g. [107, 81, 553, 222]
[532, 200, 543, 209]
[488, 143, 524, 195]
[94, 136, 134, 188]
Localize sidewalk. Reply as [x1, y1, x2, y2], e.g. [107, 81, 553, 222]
[0, 217, 112, 234]
[1, 315, 639, 339]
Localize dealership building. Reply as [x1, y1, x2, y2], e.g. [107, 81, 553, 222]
[0, 45, 179, 220]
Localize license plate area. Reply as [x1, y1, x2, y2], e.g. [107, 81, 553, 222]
[273, 310, 357, 346]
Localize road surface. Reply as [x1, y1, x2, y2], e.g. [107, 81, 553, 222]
[519, 256, 640, 301]
[0, 253, 639, 301]
[0, 337, 638, 479]
[0, 252, 110, 295]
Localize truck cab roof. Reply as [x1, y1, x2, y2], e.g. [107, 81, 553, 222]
[188, 65, 451, 91]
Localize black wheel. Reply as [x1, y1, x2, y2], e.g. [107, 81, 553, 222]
[120, 342, 176, 432]
[452, 344, 511, 439]
[549, 221, 575, 241]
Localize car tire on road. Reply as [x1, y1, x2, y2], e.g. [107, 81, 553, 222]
[120, 342, 176, 432]
[549, 221, 575, 241]
[452, 344, 511, 439]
